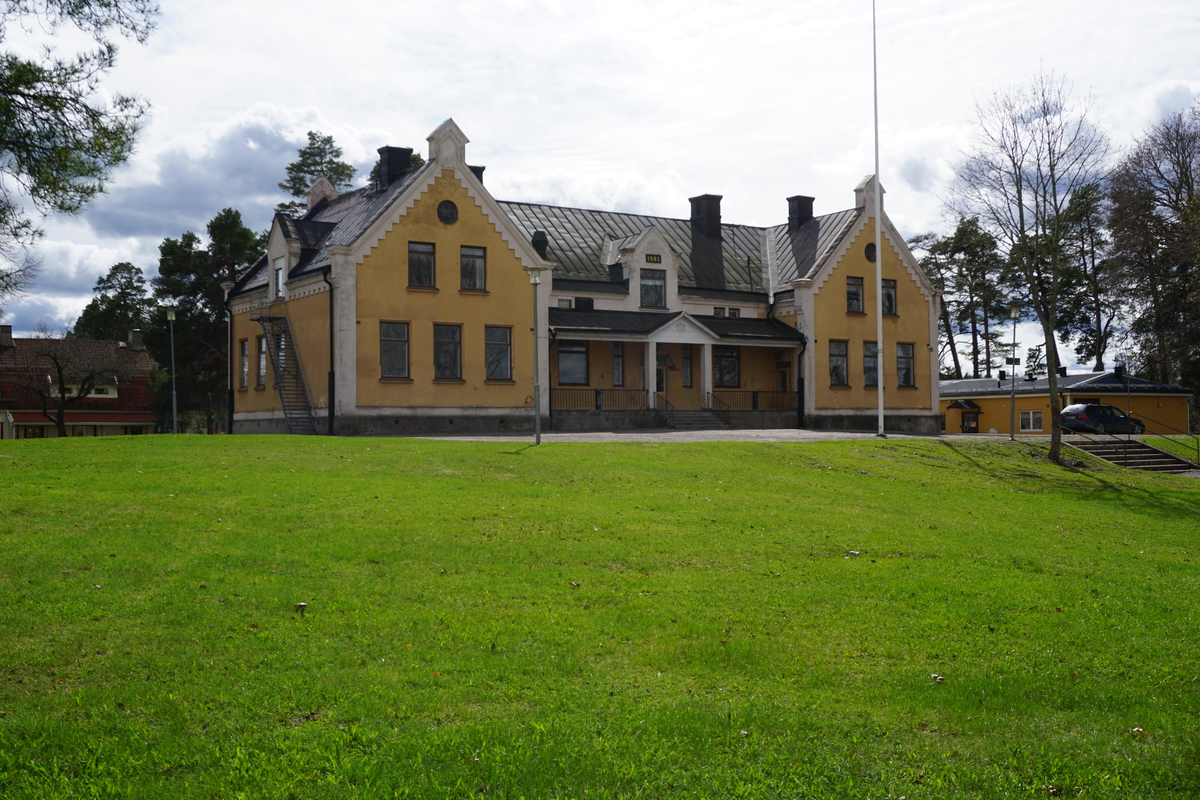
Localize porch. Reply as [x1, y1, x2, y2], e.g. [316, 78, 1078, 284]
[546, 308, 805, 428]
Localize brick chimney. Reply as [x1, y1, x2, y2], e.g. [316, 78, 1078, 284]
[377, 146, 414, 191]
[689, 194, 722, 239]
[787, 195, 814, 231]
[305, 176, 338, 211]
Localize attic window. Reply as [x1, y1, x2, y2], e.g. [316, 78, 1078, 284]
[437, 201, 458, 224]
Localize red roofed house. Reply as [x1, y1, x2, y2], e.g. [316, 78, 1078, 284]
[0, 325, 159, 439]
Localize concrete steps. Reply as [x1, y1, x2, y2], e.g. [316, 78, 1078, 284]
[1066, 437, 1198, 474]
[669, 410, 729, 431]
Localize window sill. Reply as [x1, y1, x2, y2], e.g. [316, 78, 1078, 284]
[433, 378, 465, 384]
[408, 285, 438, 293]
[884, 312, 900, 318]
[846, 311, 867, 316]
[237, 387, 249, 392]
[558, 384, 590, 388]
[829, 384, 852, 389]
[254, 386, 266, 391]
[640, 306, 668, 311]
[459, 288, 489, 295]
[380, 377, 413, 383]
[896, 385, 918, 390]
[864, 384, 878, 389]
[485, 379, 515, 384]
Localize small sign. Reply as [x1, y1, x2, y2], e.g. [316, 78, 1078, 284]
[645, 254, 662, 263]
[1005, 357, 1021, 365]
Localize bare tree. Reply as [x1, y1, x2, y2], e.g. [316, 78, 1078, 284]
[951, 72, 1110, 462]
[8, 324, 134, 436]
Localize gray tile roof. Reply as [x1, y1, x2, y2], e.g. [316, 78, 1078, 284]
[232, 161, 437, 296]
[548, 308, 805, 343]
[234, 166, 864, 304]
[769, 208, 863, 285]
[500, 201, 772, 294]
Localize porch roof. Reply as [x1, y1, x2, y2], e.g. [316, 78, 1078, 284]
[548, 308, 806, 344]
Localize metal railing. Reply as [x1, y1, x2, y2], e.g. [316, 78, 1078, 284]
[654, 393, 675, 411]
[550, 388, 648, 411]
[706, 392, 730, 410]
[710, 390, 799, 411]
[1132, 413, 1200, 466]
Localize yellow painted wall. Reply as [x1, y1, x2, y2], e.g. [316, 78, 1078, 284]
[549, 340, 647, 391]
[286, 291, 331, 408]
[657, 343, 702, 409]
[940, 392, 1191, 435]
[231, 303, 281, 414]
[356, 171, 534, 409]
[813, 221, 932, 410]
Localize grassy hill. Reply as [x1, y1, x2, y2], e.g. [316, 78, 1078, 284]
[0, 435, 1197, 798]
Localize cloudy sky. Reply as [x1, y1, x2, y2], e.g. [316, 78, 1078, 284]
[3, 0, 1198, 367]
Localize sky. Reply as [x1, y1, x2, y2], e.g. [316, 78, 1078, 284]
[2, 0, 1198, 371]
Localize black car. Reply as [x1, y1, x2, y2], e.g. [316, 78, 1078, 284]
[1060, 403, 1146, 434]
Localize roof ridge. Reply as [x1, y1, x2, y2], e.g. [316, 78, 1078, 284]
[499, 199, 856, 231]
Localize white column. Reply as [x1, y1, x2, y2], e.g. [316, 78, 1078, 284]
[646, 340, 657, 409]
[701, 343, 713, 408]
[327, 245, 357, 416]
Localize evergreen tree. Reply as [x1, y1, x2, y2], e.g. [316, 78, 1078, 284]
[72, 261, 151, 341]
[1, 1, 157, 303]
[276, 131, 356, 216]
[147, 208, 262, 431]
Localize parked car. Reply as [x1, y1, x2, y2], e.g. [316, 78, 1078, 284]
[1060, 403, 1146, 434]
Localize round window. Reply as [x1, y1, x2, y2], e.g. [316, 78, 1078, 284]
[865, 243, 877, 263]
[437, 200, 458, 224]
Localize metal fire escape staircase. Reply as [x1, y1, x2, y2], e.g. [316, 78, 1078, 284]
[252, 312, 317, 435]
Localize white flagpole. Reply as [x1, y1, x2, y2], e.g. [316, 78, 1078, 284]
[873, 0, 885, 438]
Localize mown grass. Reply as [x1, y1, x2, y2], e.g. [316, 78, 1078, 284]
[1141, 435, 1200, 467]
[0, 435, 1198, 799]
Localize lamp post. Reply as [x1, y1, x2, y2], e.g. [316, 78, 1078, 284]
[1009, 304, 1019, 441]
[523, 265, 547, 445]
[166, 307, 178, 435]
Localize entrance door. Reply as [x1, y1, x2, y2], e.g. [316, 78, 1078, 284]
[961, 412, 979, 433]
[777, 365, 791, 392]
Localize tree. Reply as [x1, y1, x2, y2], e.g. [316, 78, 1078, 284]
[1, 1, 157, 299]
[951, 72, 1110, 462]
[276, 131, 356, 216]
[1058, 183, 1122, 371]
[72, 261, 151, 341]
[8, 323, 134, 436]
[910, 218, 1008, 379]
[1107, 101, 1199, 407]
[147, 208, 261, 431]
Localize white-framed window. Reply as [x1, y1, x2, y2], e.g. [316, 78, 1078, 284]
[558, 298, 572, 309]
[485, 326, 511, 381]
[273, 257, 286, 296]
[1020, 410, 1043, 431]
[728, 308, 740, 319]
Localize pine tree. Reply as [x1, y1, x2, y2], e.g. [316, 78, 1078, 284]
[73, 262, 151, 342]
[276, 131, 356, 216]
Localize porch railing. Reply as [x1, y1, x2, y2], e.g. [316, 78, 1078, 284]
[655, 393, 675, 411]
[550, 388, 648, 411]
[710, 390, 799, 411]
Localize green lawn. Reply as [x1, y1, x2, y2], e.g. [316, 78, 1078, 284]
[1141, 435, 1200, 467]
[1, 435, 1198, 799]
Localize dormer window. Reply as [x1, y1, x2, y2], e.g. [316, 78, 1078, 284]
[640, 269, 665, 308]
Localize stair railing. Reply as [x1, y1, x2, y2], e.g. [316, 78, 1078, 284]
[1129, 413, 1200, 466]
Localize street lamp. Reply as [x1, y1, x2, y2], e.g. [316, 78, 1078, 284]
[1008, 304, 1020, 441]
[166, 307, 178, 435]
[523, 265, 548, 445]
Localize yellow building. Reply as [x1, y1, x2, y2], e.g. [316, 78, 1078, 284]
[226, 119, 940, 435]
[940, 373, 1193, 435]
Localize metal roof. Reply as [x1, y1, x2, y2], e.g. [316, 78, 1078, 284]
[940, 372, 1192, 397]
